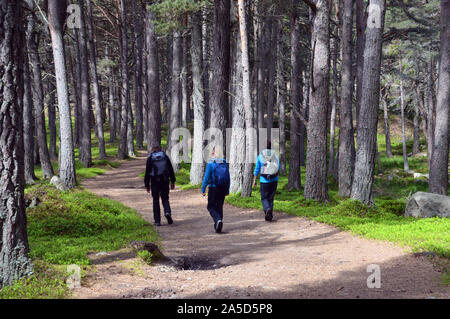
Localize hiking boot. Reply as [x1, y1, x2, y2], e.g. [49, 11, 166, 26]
[265, 208, 273, 222]
[165, 214, 173, 225]
[215, 220, 223, 233]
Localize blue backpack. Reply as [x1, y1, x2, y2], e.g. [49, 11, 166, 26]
[150, 151, 168, 177]
[211, 159, 230, 188]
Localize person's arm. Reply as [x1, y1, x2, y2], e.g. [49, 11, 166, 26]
[253, 156, 261, 187]
[144, 157, 152, 191]
[166, 156, 176, 186]
[201, 164, 211, 194]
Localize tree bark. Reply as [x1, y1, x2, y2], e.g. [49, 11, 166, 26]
[117, 0, 130, 159]
[338, 0, 356, 198]
[23, 45, 37, 184]
[399, 54, 410, 171]
[382, 85, 393, 157]
[209, 0, 231, 154]
[238, 0, 255, 197]
[429, 0, 449, 195]
[304, 0, 330, 202]
[351, 0, 386, 205]
[72, 29, 83, 148]
[287, 5, 303, 191]
[78, 0, 92, 167]
[48, 0, 77, 189]
[132, 0, 144, 150]
[26, 14, 55, 179]
[277, 20, 287, 176]
[190, 11, 206, 186]
[145, 8, 162, 150]
[426, 55, 436, 168]
[355, 0, 366, 127]
[0, 1, 34, 288]
[86, 0, 106, 159]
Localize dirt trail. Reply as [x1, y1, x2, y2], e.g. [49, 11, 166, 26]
[76, 154, 449, 299]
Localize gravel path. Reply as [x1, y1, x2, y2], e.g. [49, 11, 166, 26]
[75, 154, 449, 299]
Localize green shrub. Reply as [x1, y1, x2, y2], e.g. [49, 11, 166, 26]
[329, 199, 379, 217]
[137, 250, 153, 265]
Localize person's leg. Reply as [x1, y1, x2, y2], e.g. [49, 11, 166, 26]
[260, 183, 270, 212]
[268, 182, 278, 211]
[151, 181, 161, 224]
[207, 188, 220, 224]
[160, 181, 173, 224]
[217, 187, 226, 221]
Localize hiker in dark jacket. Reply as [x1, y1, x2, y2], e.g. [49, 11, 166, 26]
[253, 140, 280, 221]
[144, 145, 176, 226]
[201, 149, 230, 233]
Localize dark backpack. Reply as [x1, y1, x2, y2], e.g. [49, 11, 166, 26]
[212, 159, 230, 188]
[150, 151, 168, 177]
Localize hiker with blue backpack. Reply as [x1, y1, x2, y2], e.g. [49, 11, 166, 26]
[144, 144, 176, 226]
[253, 140, 280, 221]
[201, 149, 231, 233]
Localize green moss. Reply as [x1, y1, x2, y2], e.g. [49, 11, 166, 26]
[137, 250, 153, 265]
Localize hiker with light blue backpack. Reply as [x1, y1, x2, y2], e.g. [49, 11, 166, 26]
[253, 140, 280, 222]
[201, 149, 230, 233]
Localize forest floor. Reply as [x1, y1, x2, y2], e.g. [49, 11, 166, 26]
[75, 153, 449, 299]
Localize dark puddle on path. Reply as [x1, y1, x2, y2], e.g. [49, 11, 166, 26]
[170, 256, 229, 271]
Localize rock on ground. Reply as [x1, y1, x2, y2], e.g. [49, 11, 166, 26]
[405, 192, 450, 218]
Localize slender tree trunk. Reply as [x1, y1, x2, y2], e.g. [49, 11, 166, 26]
[382, 86, 393, 157]
[86, 0, 106, 159]
[117, 0, 130, 159]
[23, 47, 37, 184]
[190, 11, 206, 185]
[304, 0, 330, 202]
[351, 0, 386, 205]
[132, 0, 144, 150]
[145, 8, 162, 150]
[167, 31, 182, 165]
[412, 101, 420, 155]
[106, 46, 116, 143]
[328, 8, 339, 177]
[0, 1, 34, 288]
[338, 0, 356, 197]
[238, 0, 255, 197]
[229, 2, 246, 193]
[277, 20, 287, 175]
[78, 0, 92, 167]
[202, 4, 210, 128]
[26, 15, 54, 178]
[287, 5, 303, 190]
[45, 42, 58, 161]
[72, 29, 82, 148]
[426, 55, 436, 167]
[181, 27, 189, 129]
[209, 0, 231, 155]
[429, 0, 449, 195]
[266, 19, 278, 133]
[355, 0, 366, 127]
[399, 54, 409, 171]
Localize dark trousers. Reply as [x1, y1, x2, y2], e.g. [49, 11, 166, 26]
[207, 187, 227, 224]
[151, 177, 171, 223]
[260, 182, 277, 212]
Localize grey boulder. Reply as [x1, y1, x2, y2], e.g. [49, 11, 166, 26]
[405, 192, 450, 218]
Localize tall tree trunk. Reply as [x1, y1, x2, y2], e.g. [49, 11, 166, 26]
[209, 0, 231, 155]
[45, 42, 58, 161]
[382, 85, 393, 157]
[338, 0, 356, 198]
[238, 0, 255, 197]
[72, 29, 83, 148]
[167, 31, 182, 165]
[23, 45, 37, 184]
[181, 27, 189, 129]
[202, 4, 211, 128]
[117, 0, 130, 159]
[26, 15, 55, 179]
[399, 54, 410, 171]
[429, 0, 449, 195]
[145, 8, 162, 150]
[0, 1, 34, 288]
[351, 0, 386, 205]
[190, 11, 206, 185]
[304, 0, 330, 202]
[328, 25, 339, 177]
[426, 55, 436, 168]
[106, 46, 116, 143]
[266, 19, 278, 134]
[86, 0, 106, 159]
[287, 5, 303, 190]
[132, 0, 144, 150]
[277, 20, 287, 175]
[229, 2, 246, 193]
[355, 0, 366, 127]
[412, 101, 420, 155]
[78, 0, 92, 167]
